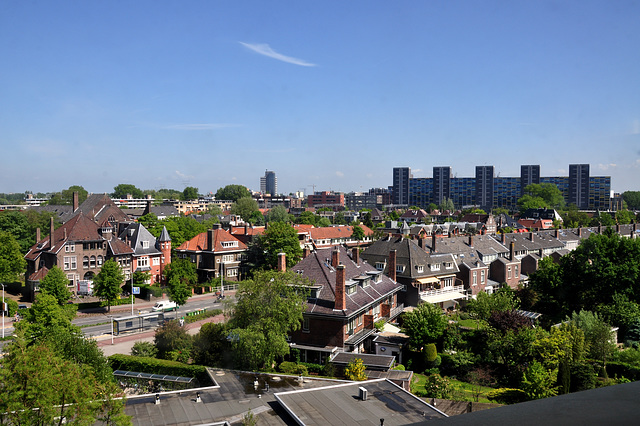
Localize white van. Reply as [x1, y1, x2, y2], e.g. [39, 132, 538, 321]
[152, 301, 178, 312]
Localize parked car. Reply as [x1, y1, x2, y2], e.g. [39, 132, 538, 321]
[152, 301, 178, 312]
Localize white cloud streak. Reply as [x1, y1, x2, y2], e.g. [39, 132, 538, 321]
[239, 42, 316, 67]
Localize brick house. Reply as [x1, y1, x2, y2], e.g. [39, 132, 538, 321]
[175, 225, 248, 283]
[118, 223, 171, 284]
[288, 245, 403, 364]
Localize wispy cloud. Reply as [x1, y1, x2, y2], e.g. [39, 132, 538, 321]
[164, 123, 239, 130]
[597, 163, 617, 171]
[175, 170, 194, 180]
[336, 171, 344, 178]
[239, 42, 316, 67]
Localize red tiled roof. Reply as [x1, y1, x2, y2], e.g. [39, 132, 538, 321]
[28, 266, 49, 281]
[309, 225, 373, 240]
[177, 228, 247, 252]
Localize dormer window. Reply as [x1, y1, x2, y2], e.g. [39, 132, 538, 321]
[142, 241, 150, 249]
[375, 262, 385, 271]
[396, 265, 405, 273]
[221, 241, 238, 248]
[430, 263, 440, 271]
[366, 271, 382, 283]
[444, 262, 453, 269]
[416, 265, 424, 273]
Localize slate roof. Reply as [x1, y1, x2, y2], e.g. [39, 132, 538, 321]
[108, 236, 134, 256]
[360, 237, 459, 280]
[77, 194, 130, 224]
[292, 245, 402, 317]
[118, 223, 162, 256]
[177, 228, 247, 252]
[428, 234, 508, 264]
[495, 232, 564, 254]
[25, 213, 104, 261]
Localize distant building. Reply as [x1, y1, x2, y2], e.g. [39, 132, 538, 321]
[433, 166, 452, 205]
[569, 164, 590, 210]
[260, 170, 277, 195]
[307, 191, 345, 210]
[520, 164, 541, 196]
[392, 167, 411, 206]
[475, 165, 494, 212]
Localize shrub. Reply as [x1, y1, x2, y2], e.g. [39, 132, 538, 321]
[486, 388, 527, 404]
[299, 362, 324, 374]
[424, 343, 438, 363]
[345, 358, 367, 381]
[570, 362, 597, 393]
[392, 364, 405, 371]
[278, 361, 308, 376]
[131, 341, 158, 358]
[420, 373, 452, 399]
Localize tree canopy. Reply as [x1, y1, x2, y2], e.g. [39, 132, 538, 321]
[228, 270, 308, 370]
[164, 258, 198, 306]
[39, 265, 72, 305]
[402, 302, 449, 350]
[215, 184, 251, 202]
[93, 259, 125, 312]
[47, 185, 88, 205]
[622, 191, 640, 210]
[112, 183, 144, 199]
[256, 222, 302, 269]
[231, 197, 260, 222]
[265, 205, 290, 223]
[517, 183, 565, 213]
[0, 230, 26, 283]
[182, 186, 199, 200]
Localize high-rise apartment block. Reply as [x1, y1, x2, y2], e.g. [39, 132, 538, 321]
[403, 164, 610, 211]
[260, 170, 277, 195]
[392, 167, 411, 206]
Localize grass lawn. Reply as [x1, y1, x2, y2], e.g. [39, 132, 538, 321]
[412, 373, 495, 403]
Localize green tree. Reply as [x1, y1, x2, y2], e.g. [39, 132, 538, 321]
[231, 197, 260, 222]
[615, 209, 635, 225]
[351, 224, 365, 241]
[228, 270, 308, 370]
[590, 212, 615, 227]
[0, 211, 32, 254]
[622, 191, 640, 210]
[39, 265, 71, 305]
[93, 259, 125, 312]
[402, 302, 448, 350]
[154, 320, 193, 361]
[215, 184, 251, 202]
[131, 341, 158, 358]
[265, 205, 290, 223]
[562, 206, 592, 228]
[47, 185, 89, 205]
[295, 211, 316, 225]
[517, 183, 565, 213]
[164, 258, 197, 306]
[466, 287, 519, 321]
[333, 212, 346, 225]
[0, 230, 26, 284]
[257, 222, 303, 269]
[521, 361, 558, 400]
[344, 358, 367, 381]
[182, 186, 199, 200]
[568, 310, 616, 369]
[17, 293, 77, 343]
[316, 217, 332, 227]
[192, 322, 229, 366]
[112, 183, 144, 199]
[439, 197, 455, 212]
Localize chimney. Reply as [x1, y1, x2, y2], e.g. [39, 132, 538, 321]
[388, 250, 397, 281]
[555, 228, 559, 238]
[36, 227, 41, 243]
[539, 248, 544, 258]
[468, 235, 474, 247]
[352, 247, 359, 265]
[335, 264, 346, 311]
[510, 241, 515, 261]
[431, 234, 437, 253]
[303, 247, 311, 259]
[207, 229, 214, 251]
[331, 248, 340, 268]
[578, 227, 582, 237]
[501, 232, 506, 245]
[64, 228, 67, 240]
[530, 232, 535, 242]
[277, 252, 286, 272]
[616, 224, 620, 234]
[49, 217, 55, 249]
[418, 237, 426, 251]
[73, 191, 79, 212]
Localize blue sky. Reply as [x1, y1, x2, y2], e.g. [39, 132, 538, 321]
[1, 1, 639, 196]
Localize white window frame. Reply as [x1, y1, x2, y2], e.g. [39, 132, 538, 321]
[152, 257, 160, 266]
[138, 257, 149, 268]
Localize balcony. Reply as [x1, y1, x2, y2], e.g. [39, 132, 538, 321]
[419, 285, 467, 304]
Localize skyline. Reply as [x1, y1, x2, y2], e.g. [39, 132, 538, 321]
[1, 1, 639, 195]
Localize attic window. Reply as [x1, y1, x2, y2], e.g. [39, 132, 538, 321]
[221, 241, 238, 248]
[396, 265, 405, 273]
[346, 284, 357, 295]
[416, 265, 424, 273]
[375, 262, 385, 271]
[142, 241, 150, 249]
[430, 264, 440, 271]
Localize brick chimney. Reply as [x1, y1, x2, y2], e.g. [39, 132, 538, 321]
[73, 191, 79, 212]
[49, 217, 55, 249]
[303, 247, 310, 259]
[388, 250, 397, 281]
[352, 247, 359, 265]
[36, 227, 41, 243]
[207, 229, 215, 251]
[277, 252, 286, 272]
[578, 227, 582, 237]
[510, 241, 515, 261]
[335, 264, 346, 311]
[501, 232, 506, 245]
[418, 237, 427, 251]
[468, 235, 474, 247]
[530, 232, 535, 242]
[555, 228, 560, 238]
[431, 233, 437, 253]
[331, 248, 340, 268]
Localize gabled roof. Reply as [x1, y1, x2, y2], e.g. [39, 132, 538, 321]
[428, 234, 509, 262]
[28, 266, 49, 281]
[108, 237, 134, 256]
[361, 237, 459, 280]
[292, 245, 402, 317]
[118, 223, 161, 256]
[177, 228, 247, 252]
[77, 194, 130, 224]
[25, 213, 104, 260]
[308, 224, 373, 240]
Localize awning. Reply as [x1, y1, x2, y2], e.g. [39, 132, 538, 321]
[421, 292, 466, 304]
[416, 276, 440, 284]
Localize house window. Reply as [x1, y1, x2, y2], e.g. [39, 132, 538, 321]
[65, 243, 75, 253]
[83, 256, 89, 268]
[444, 262, 453, 269]
[417, 265, 424, 273]
[515, 265, 519, 278]
[358, 314, 362, 326]
[222, 254, 234, 263]
[396, 265, 405, 273]
[152, 257, 160, 266]
[64, 256, 74, 270]
[302, 317, 310, 332]
[373, 304, 381, 319]
[348, 318, 356, 335]
[375, 262, 385, 271]
[67, 274, 75, 286]
[430, 264, 440, 271]
[138, 257, 149, 268]
[97, 255, 103, 267]
[347, 285, 357, 295]
[472, 271, 477, 285]
[227, 268, 238, 277]
[142, 241, 150, 249]
[442, 277, 453, 288]
[191, 255, 196, 263]
[481, 270, 485, 284]
[507, 266, 512, 279]
[90, 256, 96, 268]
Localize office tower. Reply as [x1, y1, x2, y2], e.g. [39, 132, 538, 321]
[392, 167, 411, 206]
[569, 164, 590, 209]
[475, 165, 494, 211]
[433, 166, 451, 205]
[260, 170, 277, 195]
[520, 165, 541, 196]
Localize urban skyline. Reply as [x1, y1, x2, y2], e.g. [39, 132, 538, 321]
[1, 2, 639, 195]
